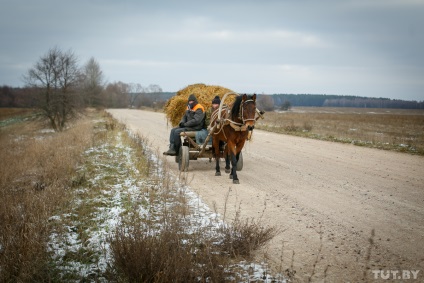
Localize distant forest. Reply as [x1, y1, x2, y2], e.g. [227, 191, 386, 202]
[269, 94, 423, 109]
[1, 85, 422, 110]
[0, 85, 174, 110]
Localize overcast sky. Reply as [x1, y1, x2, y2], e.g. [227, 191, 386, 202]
[1, 0, 423, 101]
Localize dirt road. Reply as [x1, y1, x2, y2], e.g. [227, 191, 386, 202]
[108, 109, 424, 282]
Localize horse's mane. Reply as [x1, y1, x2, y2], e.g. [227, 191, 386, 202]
[230, 94, 255, 121]
[230, 95, 244, 120]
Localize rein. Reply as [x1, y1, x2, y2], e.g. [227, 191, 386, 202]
[213, 97, 256, 139]
[239, 99, 256, 125]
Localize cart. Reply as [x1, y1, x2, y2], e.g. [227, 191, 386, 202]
[176, 129, 243, 172]
[171, 91, 264, 172]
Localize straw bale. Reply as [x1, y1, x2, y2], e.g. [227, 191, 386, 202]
[164, 83, 237, 126]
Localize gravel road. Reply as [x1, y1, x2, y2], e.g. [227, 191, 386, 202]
[108, 109, 424, 282]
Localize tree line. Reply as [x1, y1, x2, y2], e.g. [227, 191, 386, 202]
[0, 85, 170, 109]
[271, 94, 424, 110]
[0, 47, 167, 131]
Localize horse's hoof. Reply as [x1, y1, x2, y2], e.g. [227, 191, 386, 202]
[215, 172, 221, 176]
[225, 168, 231, 173]
[233, 179, 240, 184]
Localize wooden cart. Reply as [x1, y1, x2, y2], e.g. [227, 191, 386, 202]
[176, 129, 243, 172]
[171, 91, 264, 172]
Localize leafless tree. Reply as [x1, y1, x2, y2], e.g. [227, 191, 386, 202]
[24, 47, 82, 131]
[104, 81, 129, 108]
[82, 57, 104, 107]
[128, 83, 145, 108]
[146, 84, 162, 93]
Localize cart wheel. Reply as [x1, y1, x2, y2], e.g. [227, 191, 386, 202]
[178, 146, 189, 171]
[236, 151, 243, 171]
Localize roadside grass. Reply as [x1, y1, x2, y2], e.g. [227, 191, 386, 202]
[0, 109, 281, 282]
[256, 107, 424, 155]
[0, 108, 41, 128]
[0, 109, 95, 282]
[0, 107, 38, 119]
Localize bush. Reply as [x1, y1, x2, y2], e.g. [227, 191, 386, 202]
[109, 219, 228, 283]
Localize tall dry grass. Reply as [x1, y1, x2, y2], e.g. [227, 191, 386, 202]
[0, 109, 98, 282]
[109, 212, 279, 282]
[1, 108, 280, 282]
[110, 217, 229, 282]
[108, 157, 279, 282]
[256, 107, 424, 154]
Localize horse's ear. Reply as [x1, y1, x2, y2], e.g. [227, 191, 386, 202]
[242, 94, 247, 101]
[252, 93, 256, 101]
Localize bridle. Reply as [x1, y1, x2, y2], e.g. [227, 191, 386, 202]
[239, 99, 256, 125]
[213, 96, 256, 140]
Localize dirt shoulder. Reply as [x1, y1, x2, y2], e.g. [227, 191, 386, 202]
[108, 109, 424, 282]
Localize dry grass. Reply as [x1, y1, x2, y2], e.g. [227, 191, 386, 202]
[108, 158, 279, 282]
[256, 107, 424, 155]
[109, 216, 230, 283]
[0, 109, 98, 282]
[1, 108, 280, 282]
[109, 209, 279, 283]
[0, 108, 36, 120]
[219, 216, 279, 258]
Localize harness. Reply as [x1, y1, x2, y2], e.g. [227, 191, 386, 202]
[213, 99, 256, 140]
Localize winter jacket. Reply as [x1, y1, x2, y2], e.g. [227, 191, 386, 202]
[180, 102, 205, 131]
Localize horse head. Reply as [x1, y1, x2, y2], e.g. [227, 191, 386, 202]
[240, 93, 257, 131]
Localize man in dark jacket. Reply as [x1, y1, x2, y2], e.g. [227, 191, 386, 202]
[163, 94, 205, 156]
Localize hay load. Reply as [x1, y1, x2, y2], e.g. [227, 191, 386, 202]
[164, 83, 236, 126]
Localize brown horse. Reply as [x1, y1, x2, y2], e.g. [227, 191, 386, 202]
[211, 93, 257, 184]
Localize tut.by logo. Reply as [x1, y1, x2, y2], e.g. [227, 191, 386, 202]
[371, 270, 420, 280]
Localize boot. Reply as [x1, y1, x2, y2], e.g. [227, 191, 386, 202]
[163, 144, 177, 156]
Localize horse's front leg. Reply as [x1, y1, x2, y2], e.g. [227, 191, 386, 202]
[215, 157, 221, 176]
[224, 144, 231, 174]
[229, 151, 239, 184]
[213, 139, 221, 176]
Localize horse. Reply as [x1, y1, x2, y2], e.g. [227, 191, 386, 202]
[210, 93, 257, 184]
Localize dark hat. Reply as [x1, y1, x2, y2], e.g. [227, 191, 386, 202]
[212, 95, 221, 104]
[188, 94, 197, 102]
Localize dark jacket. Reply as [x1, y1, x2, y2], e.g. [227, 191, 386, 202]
[180, 102, 205, 131]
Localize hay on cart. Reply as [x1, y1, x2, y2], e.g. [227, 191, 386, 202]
[164, 83, 236, 127]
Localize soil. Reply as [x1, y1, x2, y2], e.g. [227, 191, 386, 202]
[108, 109, 424, 282]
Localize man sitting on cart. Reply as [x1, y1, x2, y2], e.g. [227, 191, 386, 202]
[163, 94, 205, 156]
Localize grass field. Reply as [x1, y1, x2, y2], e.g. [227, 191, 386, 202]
[256, 107, 424, 155]
[0, 108, 280, 282]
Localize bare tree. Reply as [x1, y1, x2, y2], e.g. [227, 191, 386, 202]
[82, 57, 104, 107]
[104, 81, 129, 108]
[128, 83, 145, 108]
[24, 47, 82, 131]
[146, 84, 162, 93]
[128, 83, 164, 108]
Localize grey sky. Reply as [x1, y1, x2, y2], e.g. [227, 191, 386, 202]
[1, 0, 423, 101]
